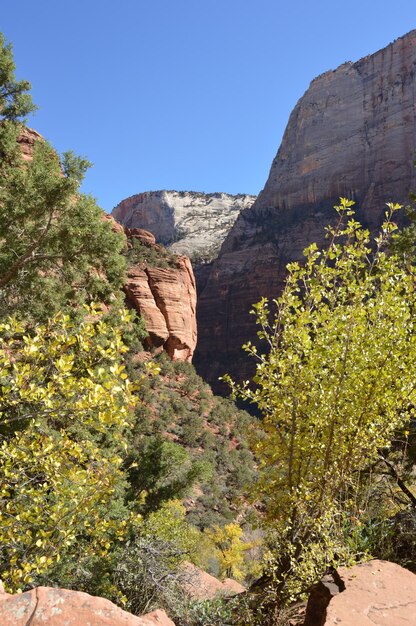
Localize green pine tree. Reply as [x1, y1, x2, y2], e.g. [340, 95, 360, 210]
[0, 32, 127, 322]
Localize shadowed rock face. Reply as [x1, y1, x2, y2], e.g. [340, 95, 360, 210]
[195, 30, 416, 390]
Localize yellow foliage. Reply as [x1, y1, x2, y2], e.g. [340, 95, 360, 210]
[0, 306, 141, 591]
[205, 523, 256, 582]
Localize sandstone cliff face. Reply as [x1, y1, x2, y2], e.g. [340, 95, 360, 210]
[112, 190, 256, 265]
[196, 30, 416, 389]
[124, 230, 197, 362]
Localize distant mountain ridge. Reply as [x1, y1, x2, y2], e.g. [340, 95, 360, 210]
[112, 190, 256, 266]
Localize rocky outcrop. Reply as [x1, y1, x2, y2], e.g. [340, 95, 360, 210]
[95, 223, 198, 362]
[125, 227, 158, 246]
[125, 246, 197, 362]
[11, 129, 197, 364]
[16, 127, 44, 161]
[101, 212, 127, 237]
[196, 30, 416, 390]
[112, 191, 256, 268]
[304, 560, 416, 626]
[181, 563, 245, 600]
[0, 582, 175, 625]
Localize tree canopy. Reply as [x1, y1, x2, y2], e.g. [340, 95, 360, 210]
[0, 33, 126, 322]
[0, 307, 141, 591]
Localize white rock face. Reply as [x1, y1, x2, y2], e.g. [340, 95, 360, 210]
[112, 190, 256, 263]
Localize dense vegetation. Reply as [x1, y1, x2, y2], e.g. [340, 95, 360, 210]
[0, 35, 126, 322]
[127, 353, 255, 527]
[1, 32, 416, 626]
[225, 199, 416, 621]
[0, 33, 257, 625]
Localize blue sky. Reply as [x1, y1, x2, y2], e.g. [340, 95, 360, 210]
[1, 1, 415, 212]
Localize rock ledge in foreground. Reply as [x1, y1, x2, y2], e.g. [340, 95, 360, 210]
[0, 583, 176, 625]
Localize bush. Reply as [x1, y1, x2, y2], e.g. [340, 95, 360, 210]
[225, 199, 416, 603]
[0, 307, 140, 591]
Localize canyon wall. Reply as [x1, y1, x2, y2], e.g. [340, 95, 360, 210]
[195, 30, 416, 389]
[123, 229, 197, 362]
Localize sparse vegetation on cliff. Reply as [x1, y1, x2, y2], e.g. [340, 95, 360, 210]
[125, 237, 179, 269]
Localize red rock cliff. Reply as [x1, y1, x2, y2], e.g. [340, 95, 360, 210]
[13, 130, 198, 363]
[195, 30, 416, 389]
[123, 229, 197, 362]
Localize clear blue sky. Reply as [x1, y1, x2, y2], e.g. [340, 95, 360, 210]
[1, 1, 415, 212]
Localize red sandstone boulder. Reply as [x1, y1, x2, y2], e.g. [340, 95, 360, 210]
[125, 227, 157, 246]
[325, 560, 416, 625]
[222, 577, 247, 595]
[0, 584, 176, 625]
[304, 559, 416, 626]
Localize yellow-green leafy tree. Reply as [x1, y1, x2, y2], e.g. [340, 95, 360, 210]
[225, 199, 416, 602]
[205, 522, 255, 582]
[0, 307, 142, 591]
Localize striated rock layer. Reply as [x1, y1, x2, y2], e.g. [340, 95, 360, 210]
[112, 191, 256, 267]
[196, 29, 416, 390]
[124, 231, 197, 362]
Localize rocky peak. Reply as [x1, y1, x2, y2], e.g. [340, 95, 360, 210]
[112, 190, 256, 265]
[195, 29, 416, 390]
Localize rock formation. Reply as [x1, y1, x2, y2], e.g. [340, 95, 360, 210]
[112, 191, 256, 282]
[13, 131, 198, 363]
[181, 562, 245, 600]
[97, 220, 198, 362]
[101, 212, 126, 236]
[195, 29, 416, 390]
[16, 127, 44, 162]
[304, 560, 416, 626]
[124, 230, 197, 362]
[0, 582, 175, 625]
